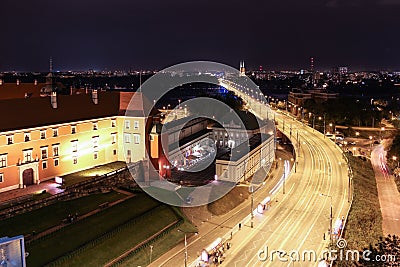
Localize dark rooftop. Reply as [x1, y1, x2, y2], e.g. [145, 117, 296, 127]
[217, 133, 271, 162]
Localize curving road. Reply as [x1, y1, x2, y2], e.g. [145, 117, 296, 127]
[221, 81, 350, 266]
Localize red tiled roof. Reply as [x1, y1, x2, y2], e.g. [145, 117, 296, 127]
[0, 91, 148, 132]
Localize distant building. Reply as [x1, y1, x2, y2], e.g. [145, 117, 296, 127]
[239, 61, 246, 76]
[216, 133, 274, 183]
[288, 88, 338, 106]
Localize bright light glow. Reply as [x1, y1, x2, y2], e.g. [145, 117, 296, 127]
[55, 176, 63, 184]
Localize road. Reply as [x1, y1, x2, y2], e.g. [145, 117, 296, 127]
[370, 145, 400, 236]
[220, 81, 350, 266]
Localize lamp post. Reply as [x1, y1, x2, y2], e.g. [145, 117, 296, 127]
[380, 127, 385, 142]
[150, 245, 153, 265]
[177, 229, 198, 267]
[393, 156, 398, 168]
[319, 193, 333, 246]
[251, 185, 254, 228]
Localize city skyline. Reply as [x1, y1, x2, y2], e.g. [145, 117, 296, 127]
[1, 0, 399, 71]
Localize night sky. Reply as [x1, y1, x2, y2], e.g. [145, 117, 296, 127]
[1, 0, 399, 71]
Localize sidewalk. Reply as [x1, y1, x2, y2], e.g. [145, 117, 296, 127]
[0, 181, 64, 204]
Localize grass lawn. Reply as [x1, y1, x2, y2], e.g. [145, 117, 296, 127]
[26, 193, 159, 267]
[208, 186, 249, 215]
[56, 205, 182, 266]
[344, 155, 383, 251]
[62, 161, 127, 187]
[0, 191, 126, 237]
[120, 219, 198, 267]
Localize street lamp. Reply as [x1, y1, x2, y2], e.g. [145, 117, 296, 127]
[319, 193, 333, 246]
[393, 156, 399, 168]
[380, 127, 385, 141]
[177, 229, 198, 267]
[150, 245, 153, 264]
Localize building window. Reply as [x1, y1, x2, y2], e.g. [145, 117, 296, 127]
[24, 132, 31, 142]
[134, 121, 139, 130]
[42, 161, 47, 169]
[124, 133, 131, 143]
[113, 149, 117, 156]
[52, 144, 59, 157]
[54, 158, 59, 167]
[0, 154, 7, 168]
[71, 140, 78, 153]
[92, 136, 99, 151]
[23, 149, 33, 162]
[53, 128, 58, 137]
[111, 133, 117, 144]
[149, 135, 154, 141]
[40, 130, 46, 139]
[134, 134, 140, 144]
[6, 135, 13, 145]
[41, 147, 48, 159]
[93, 122, 98, 130]
[73, 156, 78, 164]
[71, 125, 76, 134]
[111, 119, 116, 127]
[94, 152, 98, 160]
[0, 173, 3, 183]
[125, 120, 130, 130]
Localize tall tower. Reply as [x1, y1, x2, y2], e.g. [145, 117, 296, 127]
[310, 57, 314, 72]
[42, 57, 54, 95]
[239, 60, 246, 76]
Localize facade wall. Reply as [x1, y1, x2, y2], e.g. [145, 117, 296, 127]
[0, 116, 145, 192]
[216, 135, 274, 183]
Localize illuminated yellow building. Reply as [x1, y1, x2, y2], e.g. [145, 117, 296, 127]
[0, 90, 148, 192]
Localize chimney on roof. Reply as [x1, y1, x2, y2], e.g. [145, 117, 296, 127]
[92, 89, 98, 104]
[51, 91, 57, 109]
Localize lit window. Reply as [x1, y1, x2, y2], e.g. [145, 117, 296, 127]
[134, 121, 139, 130]
[93, 122, 98, 130]
[125, 120, 130, 130]
[6, 135, 13, 145]
[40, 130, 46, 139]
[134, 134, 140, 144]
[0, 173, 3, 183]
[124, 133, 131, 143]
[23, 149, 33, 163]
[24, 132, 31, 142]
[41, 147, 48, 159]
[73, 156, 78, 164]
[52, 144, 59, 157]
[42, 161, 47, 169]
[111, 133, 117, 144]
[71, 125, 76, 134]
[54, 158, 59, 167]
[92, 136, 99, 151]
[71, 140, 78, 153]
[0, 154, 7, 168]
[111, 119, 116, 127]
[53, 128, 58, 137]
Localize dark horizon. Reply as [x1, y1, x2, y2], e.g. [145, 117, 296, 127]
[1, 0, 400, 72]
